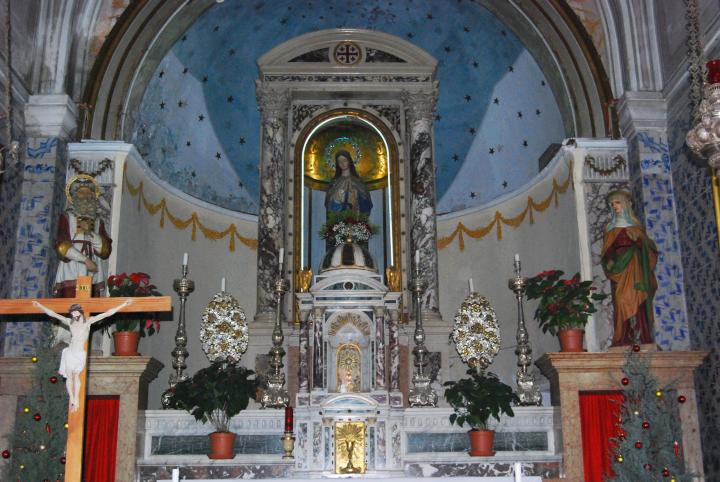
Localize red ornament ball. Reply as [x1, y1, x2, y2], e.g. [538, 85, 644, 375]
[644, 463, 653, 471]
[642, 421, 650, 429]
[662, 467, 670, 476]
[49, 376, 58, 384]
[60, 456, 66, 465]
[632, 344, 641, 352]
[678, 395, 687, 403]
[33, 413, 41, 422]
[618, 429, 626, 440]
[635, 441, 643, 449]
[621, 377, 630, 386]
[1, 450, 10, 459]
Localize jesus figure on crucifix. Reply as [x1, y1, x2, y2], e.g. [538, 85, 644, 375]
[32, 298, 132, 411]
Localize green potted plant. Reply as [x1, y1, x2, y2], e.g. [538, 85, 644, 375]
[106, 272, 162, 355]
[162, 362, 259, 459]
[444, 369, 519, 456]
[524, 270, 607, 352]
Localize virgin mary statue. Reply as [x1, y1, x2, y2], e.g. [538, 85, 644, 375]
[325, 150, 372, 218]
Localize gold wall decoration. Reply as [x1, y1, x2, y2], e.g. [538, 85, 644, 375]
[335, 421, 366, 474]
[437, 162, 573, 250]
[123, 164, 257, 252]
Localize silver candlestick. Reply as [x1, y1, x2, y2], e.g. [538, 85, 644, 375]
[163, 264, 195, 407]
[261, 277, 290, 408]
[508, 258, 542, 406]
[408, 270, 437, 407]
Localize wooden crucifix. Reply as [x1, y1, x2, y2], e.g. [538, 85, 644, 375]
[0, 276, 172, 482]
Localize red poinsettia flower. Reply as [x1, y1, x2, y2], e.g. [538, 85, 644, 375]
[129, 272, 150, 286]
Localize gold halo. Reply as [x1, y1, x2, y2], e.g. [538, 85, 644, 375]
[65, 174, 100, 205]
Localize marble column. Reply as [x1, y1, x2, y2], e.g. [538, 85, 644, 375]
[312, 307, 325, 390]
[388, 309, 401, 391]
[255, 85, 290, 322]
[298, 308, 311, 393]
[618, 92, 690, 351]
[2, 95, 77, 356]
[402, 88, 441, 318]
[374, 306, 386, 389]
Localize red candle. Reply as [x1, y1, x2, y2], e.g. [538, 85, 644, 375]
[284, 405, 293, 433]
[707, 59, 720, 84]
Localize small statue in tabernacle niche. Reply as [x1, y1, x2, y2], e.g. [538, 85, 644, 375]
[601, 190, 658, 347]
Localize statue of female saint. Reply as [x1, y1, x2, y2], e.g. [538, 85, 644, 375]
[325, 150, 372, 218]
[601, 190, 658, 346]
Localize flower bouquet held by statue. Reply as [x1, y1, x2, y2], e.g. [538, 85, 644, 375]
[162, 362, 259, 459]
[106, 272, 162, 355]
[319, 210, 378, 247]
[524, 270, 606, 352]
[444, 369, 519, 456]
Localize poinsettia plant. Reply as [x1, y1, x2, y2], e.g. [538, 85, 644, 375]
[524, 270, 606, 335]
[162, 362, 259, 433]
[319, 210, 378, 246]
[106, 272, 162, 336]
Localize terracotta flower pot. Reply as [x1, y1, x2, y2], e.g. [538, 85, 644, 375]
[558, 328, 585, 352]
[468, 429, 495, 456]
[208, 431, 236, 459]
[112, 331, 140, 356]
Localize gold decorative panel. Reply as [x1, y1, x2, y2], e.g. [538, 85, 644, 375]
[303, 116, 388, 191]
[335, 421, 366, 474]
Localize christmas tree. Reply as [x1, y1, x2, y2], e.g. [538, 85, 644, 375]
[608, 348, 694, 482]
[4, 322, 68, 481]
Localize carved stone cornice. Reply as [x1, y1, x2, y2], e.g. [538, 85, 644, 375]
[401, 86, 438, 124]
[255, 83, 291, 120]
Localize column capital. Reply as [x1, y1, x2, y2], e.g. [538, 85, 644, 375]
[401, 86, 439, 123]
[255, 83, 291, 120]
[617, 91, 667, 138]
[24, 94, 78, 139]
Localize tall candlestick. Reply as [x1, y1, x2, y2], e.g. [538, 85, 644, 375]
[182, 252, 188, 266]
[284, 405, 294, 433]
[221, 277, 226, 292]
[468, 278, 474, 293]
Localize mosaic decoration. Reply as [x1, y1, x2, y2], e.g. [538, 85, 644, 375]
[199, 291, 249, 364]
[634, 132, 689, 350]
[131, 0, 564, 213]
[452, 292, 501, 371]
[668, 94, 720, 481]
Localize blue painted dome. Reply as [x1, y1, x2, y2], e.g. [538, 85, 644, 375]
[131, 0, 565, 214]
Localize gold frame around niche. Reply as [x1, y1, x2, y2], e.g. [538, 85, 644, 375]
[292, 108, 402, 298]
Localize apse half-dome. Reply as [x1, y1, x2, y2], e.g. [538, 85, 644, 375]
[130, 0, 565, 214]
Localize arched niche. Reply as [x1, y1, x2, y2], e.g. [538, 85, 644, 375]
[294, 109, 401, 280]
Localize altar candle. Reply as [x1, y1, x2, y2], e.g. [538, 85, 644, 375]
[284, 405, 294, 433]
[514, 253, 520, 263]
[468, 278, 474, 293]
[514, 462, 522, 482]
[172, 468, 179, 482]
[182, 252, 188, 267]
[279, 247, 285, 274]
[415, 249, 420, 266]
[221, 277, 226, 292]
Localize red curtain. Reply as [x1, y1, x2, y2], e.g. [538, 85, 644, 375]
[579, 391, 624, 482]
[83, 396, 120, 482]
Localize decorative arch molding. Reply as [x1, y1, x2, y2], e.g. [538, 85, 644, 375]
[83, 0, 613, 141]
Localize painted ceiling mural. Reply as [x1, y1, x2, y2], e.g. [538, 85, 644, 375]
[131, 0, 565, 215]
